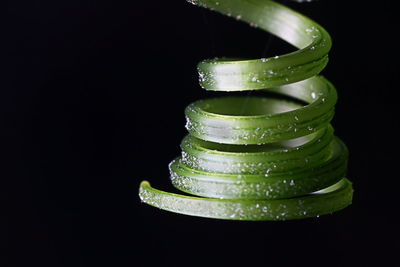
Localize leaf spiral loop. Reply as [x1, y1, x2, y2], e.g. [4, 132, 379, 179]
[139, 0, 353, 220]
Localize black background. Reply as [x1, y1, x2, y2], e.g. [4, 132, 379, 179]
[5, 0, 398, 266]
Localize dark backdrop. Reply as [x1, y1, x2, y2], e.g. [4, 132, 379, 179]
[5, 0, 398, 266]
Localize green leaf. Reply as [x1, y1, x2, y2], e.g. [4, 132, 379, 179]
[139, 0, 353, 221]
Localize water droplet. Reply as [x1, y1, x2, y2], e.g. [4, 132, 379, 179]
[311, 92, 316, 99]
[262, 206, 268, 212]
